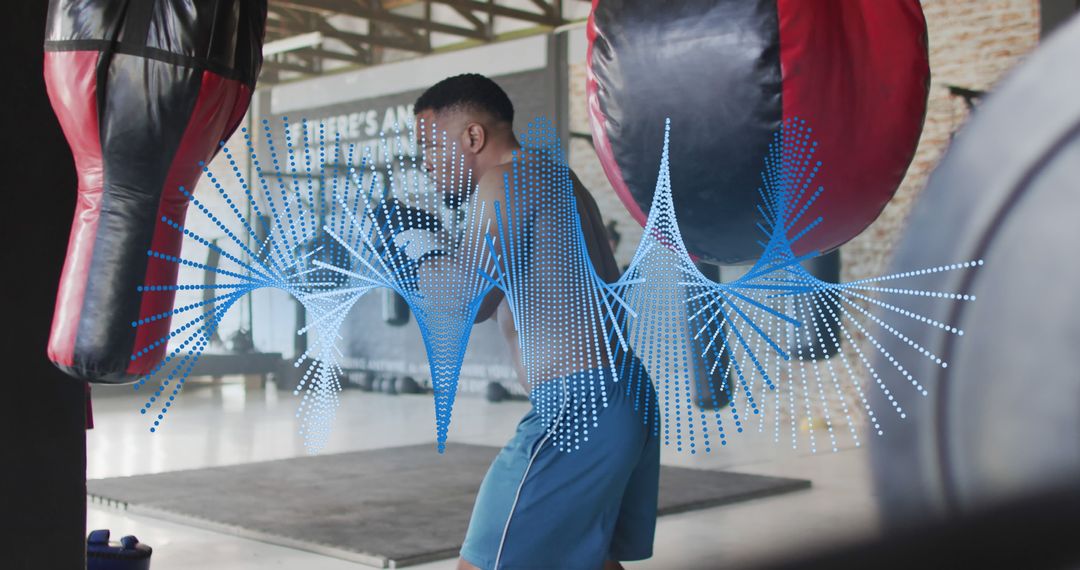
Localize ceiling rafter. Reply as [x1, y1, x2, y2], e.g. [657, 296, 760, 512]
[425, 0, 563, 27]
[262, 58, 318, 74]
[447, 5, 488, 34]
[261, 0, 566, 82]
[293, 46, 374, 63]
[274, 0, 488, 40]
[365, 0, 428, 43]
[266, 15, 428, 55]
[528, 0, 557, 19]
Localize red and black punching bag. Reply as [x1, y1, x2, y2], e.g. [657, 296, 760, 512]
[44, 0, 266, 382]
[587, 0, 930, 264]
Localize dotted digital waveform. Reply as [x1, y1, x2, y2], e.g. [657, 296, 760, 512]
[618, 117, 982, 454]
[131, 114, 980, 455]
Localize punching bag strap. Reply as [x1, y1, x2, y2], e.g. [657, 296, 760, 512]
[95, 0, 137, 127]
[117, 0, 154, 49]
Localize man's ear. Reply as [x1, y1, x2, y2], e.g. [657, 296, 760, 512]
[463, 122, 486, 154]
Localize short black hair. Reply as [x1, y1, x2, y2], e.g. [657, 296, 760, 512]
[414, 73, 514, 125]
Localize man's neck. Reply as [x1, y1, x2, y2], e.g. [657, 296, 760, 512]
[473, 138, 521, 181]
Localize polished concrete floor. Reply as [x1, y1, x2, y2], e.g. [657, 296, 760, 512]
[87, 379, 882, 569]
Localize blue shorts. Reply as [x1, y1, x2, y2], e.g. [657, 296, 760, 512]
[461, 358, 660, 570]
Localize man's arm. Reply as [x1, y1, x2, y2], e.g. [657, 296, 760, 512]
[569, 169, 621, 283]
[466, 164, 513, 323]
[474, 287, 504, 323]
[416, 162, 512, 323]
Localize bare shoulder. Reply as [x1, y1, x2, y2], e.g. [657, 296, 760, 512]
[477, 150, 558, 203]
[476, 162, 514, 201]
[470, 163, 517, 224]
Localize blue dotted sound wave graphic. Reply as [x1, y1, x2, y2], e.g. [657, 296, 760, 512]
[130, 115, 980, 455]
[621, 118, 981, 454]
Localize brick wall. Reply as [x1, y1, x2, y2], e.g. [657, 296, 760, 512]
[843, 0, 1042, 284]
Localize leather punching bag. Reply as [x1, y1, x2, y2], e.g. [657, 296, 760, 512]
[588, 0, 930, 264]
[44, 0, 266, 382]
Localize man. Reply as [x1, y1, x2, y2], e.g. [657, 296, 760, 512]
[412, 74, 659, 570]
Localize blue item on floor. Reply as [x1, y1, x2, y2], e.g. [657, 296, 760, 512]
[87, 529, 152, 570]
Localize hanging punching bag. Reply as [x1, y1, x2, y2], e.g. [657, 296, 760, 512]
[587, 0, 930, 264]
[44, 0, 267, 382]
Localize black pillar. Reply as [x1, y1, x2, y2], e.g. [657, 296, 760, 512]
[1041, 0, 1080, 38]
[0, 3, 88, 568]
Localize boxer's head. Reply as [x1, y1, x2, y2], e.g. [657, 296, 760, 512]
[414, 73, 517, 207]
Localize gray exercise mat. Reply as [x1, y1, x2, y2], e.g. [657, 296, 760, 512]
[88, 443, 809, 568]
